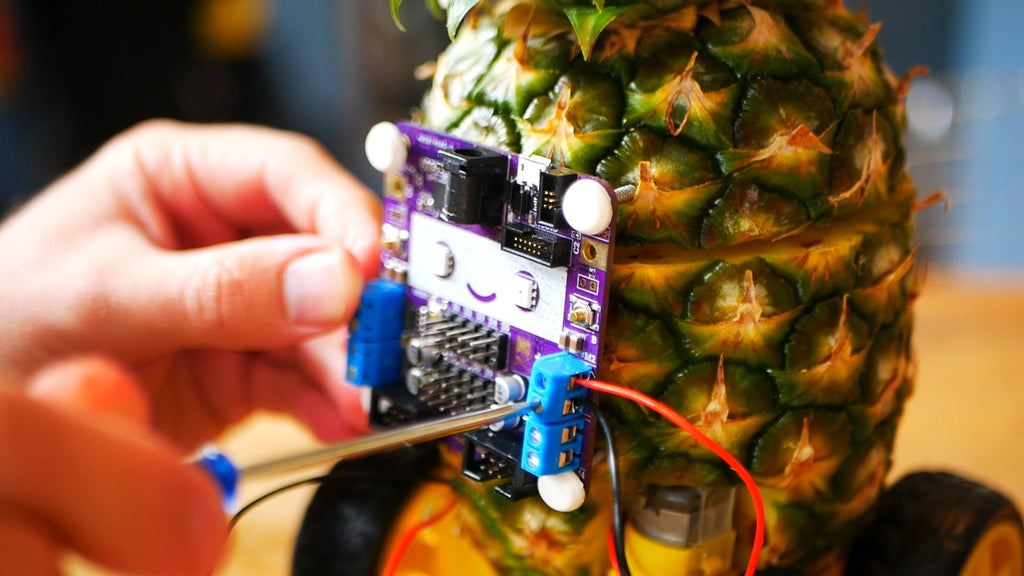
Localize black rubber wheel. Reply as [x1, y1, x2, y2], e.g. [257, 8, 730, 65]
[847, 471, 1024, 576]
[291, 443, 441, 576]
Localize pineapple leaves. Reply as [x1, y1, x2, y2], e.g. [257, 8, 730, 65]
[389, 0, 448, 30]
[425, 0, 444, 19]
[389, 0, 406, 31]
[446, 0, 484, 39]
[564, 6, 630, 61]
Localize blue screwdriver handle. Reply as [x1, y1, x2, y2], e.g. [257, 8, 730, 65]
[193, 448, 239, 512]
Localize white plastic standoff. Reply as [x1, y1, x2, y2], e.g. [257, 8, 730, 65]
[364, 121, 408, 174]
[562, 178, 614, 235]
[537, 470, 587, 512]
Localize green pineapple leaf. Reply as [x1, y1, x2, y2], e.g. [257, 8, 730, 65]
[564, 6, 630, 61]
[388, 0, 406, 31]
[425, 0, 443, 19]
[447, 0, 484, 39]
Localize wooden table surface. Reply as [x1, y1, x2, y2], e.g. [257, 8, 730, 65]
[68, 271, 1024, 575]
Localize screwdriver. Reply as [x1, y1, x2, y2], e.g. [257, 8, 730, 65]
[194, 401, 538, 509]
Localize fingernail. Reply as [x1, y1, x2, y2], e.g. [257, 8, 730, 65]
[283, 250, 357, 327]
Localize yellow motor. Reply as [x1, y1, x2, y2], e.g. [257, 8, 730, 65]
[620, 485, 738, 576]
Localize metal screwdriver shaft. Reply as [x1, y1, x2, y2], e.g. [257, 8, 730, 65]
[239, 401, 538, 479]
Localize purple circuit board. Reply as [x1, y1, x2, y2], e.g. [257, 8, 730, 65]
[367, 122, 618, 500]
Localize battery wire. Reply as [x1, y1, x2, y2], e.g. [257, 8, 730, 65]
[229, 475, 328, 530]
[380, 496, 458, 576]
[576, 378, 766, 576]
[581, 399, 631, 576]
[229, 472, 450, 533]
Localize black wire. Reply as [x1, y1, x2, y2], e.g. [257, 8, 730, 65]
[228, 472, 451, 532]
[229, 475, 328, 530]
[582, 399, 631, 576]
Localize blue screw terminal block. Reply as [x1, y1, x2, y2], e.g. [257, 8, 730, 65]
[346, 279, 406, 387]
[525, 352, 590, 423]
[520, 352, 591, 476]
[349, 279, 406, 342]
[347, 339, 403, 386]
[521, 415, 586, 476]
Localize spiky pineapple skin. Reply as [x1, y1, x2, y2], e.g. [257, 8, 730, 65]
[416, 1, 919, 573]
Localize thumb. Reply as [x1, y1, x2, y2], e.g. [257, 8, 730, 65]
[128, 235, 363, 351]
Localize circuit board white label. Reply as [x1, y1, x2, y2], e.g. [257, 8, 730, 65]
[407, 212, 568, 344]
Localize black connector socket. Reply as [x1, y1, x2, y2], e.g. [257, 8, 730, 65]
[462, 429, 538, 501]
[506, 182, 534, 218]
[436, 147, 507, 226]
[538, 168, 578, 228]
[501, 223, 571, 268]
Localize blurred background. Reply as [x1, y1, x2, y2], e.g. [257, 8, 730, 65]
[0, 0, 448, 208]
[0, 0, 1021, 274]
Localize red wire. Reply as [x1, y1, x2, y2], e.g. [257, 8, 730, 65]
[577, 378, 766, 576]
[381, 496, 458, 576]
[607, 527, 623, 575]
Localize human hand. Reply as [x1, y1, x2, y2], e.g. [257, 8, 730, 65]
[0, 120, 382, 447]
[0, 357, 226, 575]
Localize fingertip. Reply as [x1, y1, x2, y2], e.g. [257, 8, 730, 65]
[335, 381, 372, 437]
[282, 247, 364, 329]
[340, 248, 369, 319]
[296, 334, 371, 439]
[103, 446, 229, 576]
[313, 187, 382, 281]
[123, 450, 229, 576]
[305, 388, 368, 442]
[305, 379, 370, 443]
[28, 356, 151, 427]
[171, 464, 229, 576]
[103, 457, 228, 576]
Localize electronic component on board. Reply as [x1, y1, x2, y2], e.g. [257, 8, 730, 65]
[353, 121, 619, 508]
[501, 223, 571, 268]
[436, 148, 507, 225]
[346, 279, 406, 388]
[537, 168, 576, 228]
[520, 353, 589, 475]
[509, 274, 539, 310]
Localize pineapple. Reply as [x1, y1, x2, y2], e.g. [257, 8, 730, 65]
[393, 0, 920, 573]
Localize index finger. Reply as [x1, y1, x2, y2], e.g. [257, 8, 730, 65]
[110, 120, 382, 279]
